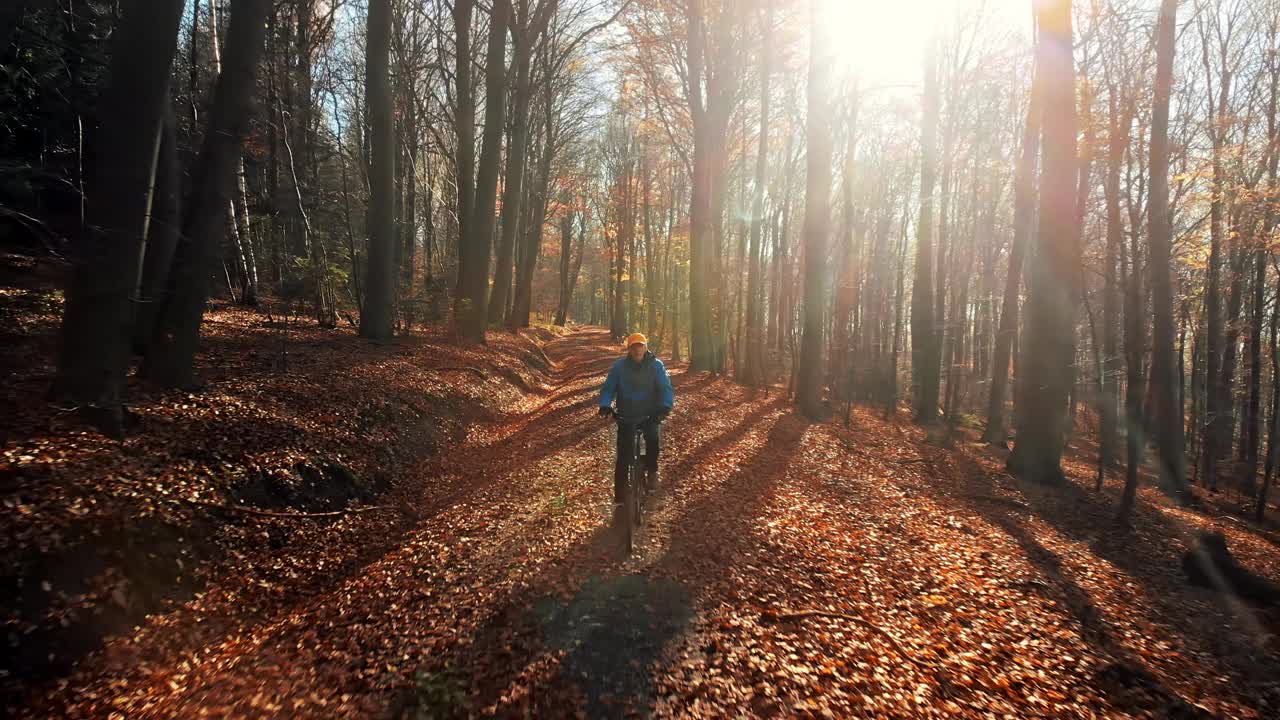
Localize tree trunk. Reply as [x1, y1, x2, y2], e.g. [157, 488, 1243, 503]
[1120, 201, 1145, 520]
[555, 211, 575, 325]
[1008, 0, 1078, 484]
[741, 0, 771, 388]
[451, 0, 475, 299]
[1145, 0, 1188, 505]
[488, 25, 536, 325]
[686, 0, 715, 371]
[1100, 86, 1130, 473]
[911, 37, 941, 424]
[1251, 38, 1280, 500]
[984, 55, 1042, 445]
[890, 201, 910, 417]
[133, 110, 181, 354]
[1218, 249, 1246, 472]
[54, 0, 185, 431]
[361, 0, 395, 340]
[797, 0, 832, 419]
[458, 0, 509, 342]
[233, 159, 258, 305]
[1258, 276, 1280, 520]
[511, 116, 552, 330]
[143, 0, 271, 388]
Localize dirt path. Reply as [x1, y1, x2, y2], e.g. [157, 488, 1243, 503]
[25, 328, 1278, 718]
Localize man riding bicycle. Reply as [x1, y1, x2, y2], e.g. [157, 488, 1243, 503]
[598, 333, 674, 526]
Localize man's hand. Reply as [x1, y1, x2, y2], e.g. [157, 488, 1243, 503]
[656, 407, 671, 422]
[598, 406, 613, 418]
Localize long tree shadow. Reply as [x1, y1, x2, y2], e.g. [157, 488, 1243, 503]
[920, 446, 1275, 716]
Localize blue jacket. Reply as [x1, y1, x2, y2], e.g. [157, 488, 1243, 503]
[599, 351, 674, 422]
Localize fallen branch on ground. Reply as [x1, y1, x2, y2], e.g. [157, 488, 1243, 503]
[760, 609, 931, 669]
[184, 499, 390, 519]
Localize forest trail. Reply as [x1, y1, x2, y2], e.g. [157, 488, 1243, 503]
[23, 327, 1279, 718]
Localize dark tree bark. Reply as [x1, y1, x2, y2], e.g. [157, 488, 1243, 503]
[554, 210, 580, 325]
[1252, 32, 1280, 506]
[683, 0, 737, 373]
[144, 0, 271, 388]
[1259, 276, 1280, 520]
[1120, 192, 1145, 519]
[54, 0, 185, 431]
[133, 110, 181, 353]
[1008, 0, 1078, 484]
[685, 0, 713, 370]
[361, 0, 395, 340]
[796, 0, 832, 419]
[984, 53, 1042, 445]
[1218, 249, 1246, 470]
[457, 0, 510, 342]
[911, 37, 941, 424]
[451, 0, 475, 299]
[489, 0, 555, 325]
[890, 201, 910, 418]
[1145, 0, 1188, 505]
[1100, 83, 1132, 475]
[511, 94, 555, 330]
[740, 0, 772, 388]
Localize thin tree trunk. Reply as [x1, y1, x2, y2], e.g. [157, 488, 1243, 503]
[984, 57, 1042, 445]
[451, 0, 475, 300]
[1100, 85, 1131, 473]
[134, 110, 181, 353]
[742, 0, 772, 387]
[1258, 273, 1280, 520]
[911, 37, 941, 424]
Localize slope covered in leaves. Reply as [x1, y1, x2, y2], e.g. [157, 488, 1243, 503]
[7, 305, 1280, 717]
[0, 252, 566, 707]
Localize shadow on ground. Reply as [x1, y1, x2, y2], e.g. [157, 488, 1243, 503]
[536, 575, 692, 717]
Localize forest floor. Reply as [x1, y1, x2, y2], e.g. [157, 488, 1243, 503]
[5, 260, 1280, 718]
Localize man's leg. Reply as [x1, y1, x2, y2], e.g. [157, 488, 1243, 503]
[643, 421, 660, 487]
[614, 425, 632, 519]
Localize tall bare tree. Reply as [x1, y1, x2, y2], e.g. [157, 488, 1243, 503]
[1008, 0, 1078, 483]
[797, 0, 833, 418]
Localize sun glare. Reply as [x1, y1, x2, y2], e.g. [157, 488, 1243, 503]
[824, 0, 1029, 87]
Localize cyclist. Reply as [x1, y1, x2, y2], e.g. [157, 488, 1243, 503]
[598, 333, 674, 526]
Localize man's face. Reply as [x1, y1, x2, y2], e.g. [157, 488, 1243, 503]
[628, 343, 646, 362]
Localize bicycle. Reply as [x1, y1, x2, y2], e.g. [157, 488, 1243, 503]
[612, 409, 656, 555]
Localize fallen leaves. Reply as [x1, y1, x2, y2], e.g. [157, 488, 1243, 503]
[3, 295, 1279, 717]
